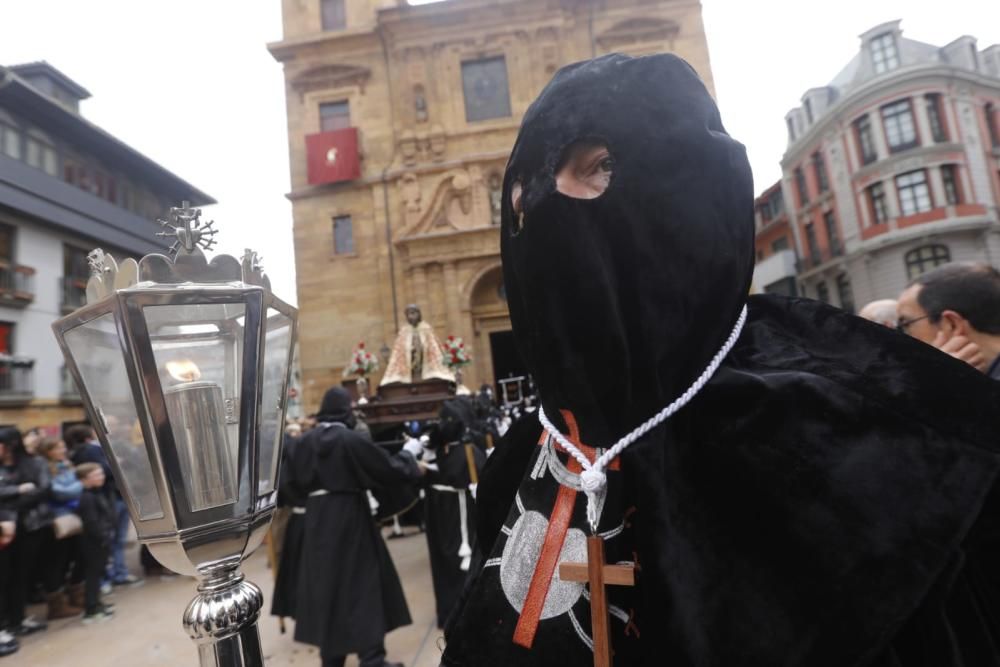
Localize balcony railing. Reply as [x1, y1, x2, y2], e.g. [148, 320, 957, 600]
[60, 365, 81, 403]
[60, 276, 88, 314]
[0, 261, 35, 308]
[796, 244, 843, 272]
[0, 357, 34, 404]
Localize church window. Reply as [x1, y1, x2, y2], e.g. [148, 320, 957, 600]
[895, 170, 932, 216]
[905, 244, 950, 280]
[854, 115, 877, 165]
[870, 33, 899, 74]
[881, 100, 918, 153]
[461, 57, 512, 123]
[333, 215, 354, 255]
[320, 101, 350, 132]
[321, 0, 346, 31]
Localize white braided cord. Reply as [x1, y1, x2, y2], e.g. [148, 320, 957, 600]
[538, 304, 748, 531]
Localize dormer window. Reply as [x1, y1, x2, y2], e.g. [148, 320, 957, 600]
[870, 33, 900, 74]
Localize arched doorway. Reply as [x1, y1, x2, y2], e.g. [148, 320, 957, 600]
[468, 265, 527, 394]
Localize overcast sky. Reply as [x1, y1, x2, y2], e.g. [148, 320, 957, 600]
[2, 0, 999, 306]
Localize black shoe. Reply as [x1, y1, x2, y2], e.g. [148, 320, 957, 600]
[0, 633, 17, 657]
[12, 617, 46, 636]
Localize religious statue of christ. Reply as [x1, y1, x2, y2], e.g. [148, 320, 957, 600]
[380, 304, 455, 385]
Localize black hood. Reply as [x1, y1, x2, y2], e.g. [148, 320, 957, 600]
[501, 53, 754, 445]
[430, 397, 477, 448]
[316, 387, 356, 429]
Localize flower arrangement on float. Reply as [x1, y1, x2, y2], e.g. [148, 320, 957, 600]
[441, 335, 471, 369]
[342, 342, 379, 403]
[343, 342, 379, 377]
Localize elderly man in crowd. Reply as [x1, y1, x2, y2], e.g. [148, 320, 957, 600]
[897, 261, 1000, 379]
[858, 299, 898, 327]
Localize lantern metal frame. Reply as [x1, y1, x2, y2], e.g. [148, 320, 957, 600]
[52, 205, 297, 667]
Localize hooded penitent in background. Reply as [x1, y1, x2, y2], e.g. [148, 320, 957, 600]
[442, 53, 1000, 666]
[270, 431, 305, 624]
[422, 397, 487, 629]
[291, 387, 421, 667]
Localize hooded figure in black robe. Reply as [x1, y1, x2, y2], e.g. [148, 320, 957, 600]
[270, 433, 305, 621]
[292, 387, 421, 667]
[442, 53, 1000, 666]
[423, 397, 487, 628]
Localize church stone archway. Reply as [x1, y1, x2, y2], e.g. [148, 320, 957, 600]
[467, 264, 524, 394]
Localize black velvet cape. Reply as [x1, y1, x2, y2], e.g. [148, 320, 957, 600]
[423, 399, 487, 628]
[270, 436, 306, 620]
[441, 53, 1000, 666]
[291, 389, 420, 658]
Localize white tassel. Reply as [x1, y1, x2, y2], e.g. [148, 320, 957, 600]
[458, 491, 472, 571]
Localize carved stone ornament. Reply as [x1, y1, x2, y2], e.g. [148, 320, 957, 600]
[85, 202, 271, 305]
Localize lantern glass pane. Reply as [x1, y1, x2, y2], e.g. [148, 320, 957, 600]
[63, 314, 164, 520]
[258, 309, 293, 495]
[143, 303, 245, 512]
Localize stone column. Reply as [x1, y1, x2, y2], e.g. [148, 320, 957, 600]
[442, 261, 462, 336]
[411, 264, 429, 312]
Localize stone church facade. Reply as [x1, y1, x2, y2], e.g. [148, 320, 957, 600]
[269, 0, 715, 412]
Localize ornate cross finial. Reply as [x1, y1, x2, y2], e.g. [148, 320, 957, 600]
[156, 201, 218, 256]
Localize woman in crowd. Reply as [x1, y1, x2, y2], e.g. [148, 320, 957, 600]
[38, 437, 84, 619]
[0, 426, 51, 636]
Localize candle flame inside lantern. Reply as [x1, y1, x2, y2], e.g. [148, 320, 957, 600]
[166, 359, 202, 383]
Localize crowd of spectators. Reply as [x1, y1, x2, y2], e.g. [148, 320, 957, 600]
[0, 424, 143, 658]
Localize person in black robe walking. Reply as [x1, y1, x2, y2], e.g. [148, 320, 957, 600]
[270, 432, 306, 622]
[292, 387, 423, 667]
[442, 53, 1000, 666]
[422, 398, 486, 629]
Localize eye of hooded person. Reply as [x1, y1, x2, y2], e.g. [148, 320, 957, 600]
[555, 139, 614, 200]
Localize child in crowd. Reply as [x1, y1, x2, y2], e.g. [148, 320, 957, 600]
[75, 463, 115, 623]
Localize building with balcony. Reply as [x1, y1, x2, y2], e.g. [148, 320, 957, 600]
[774, 20, 1000, 312]
[269, 0, 717, 412]
[0, 61, 213, 429]
[752, 180, 797, 296]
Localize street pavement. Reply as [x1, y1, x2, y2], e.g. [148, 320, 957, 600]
[5, 526, 443, 667]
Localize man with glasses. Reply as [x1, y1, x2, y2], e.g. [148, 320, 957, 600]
[896, 262, 1000, 379]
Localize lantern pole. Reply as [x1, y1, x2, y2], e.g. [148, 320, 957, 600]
[183, 564, 265, 667]
[53, 202, 297, 667]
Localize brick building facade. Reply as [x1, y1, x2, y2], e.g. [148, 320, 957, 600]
[269, 0, 716, 412]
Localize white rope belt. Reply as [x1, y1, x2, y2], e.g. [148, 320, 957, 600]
[308, 489, 330, 497]
[430, 484, 473, 571]
[539, 304, 748, 533]
[291, 506, 306, 515]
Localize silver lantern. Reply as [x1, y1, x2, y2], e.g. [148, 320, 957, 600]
[52, 203, 297, 667]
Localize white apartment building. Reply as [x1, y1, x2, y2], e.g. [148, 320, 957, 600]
[776, 20, 1000, 311]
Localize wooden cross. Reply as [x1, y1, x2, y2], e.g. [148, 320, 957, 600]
[559, 535, 635, 667]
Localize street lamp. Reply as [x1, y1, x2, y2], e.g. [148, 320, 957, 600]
[52, 203, 297, 667]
